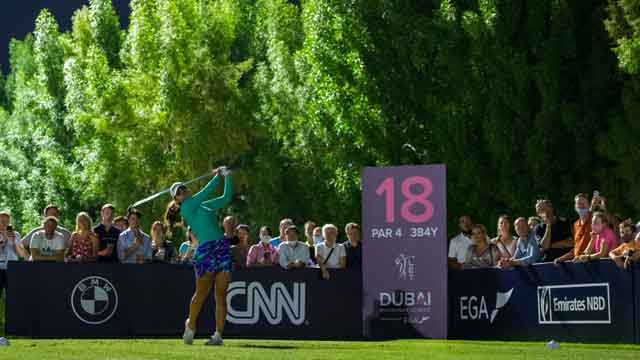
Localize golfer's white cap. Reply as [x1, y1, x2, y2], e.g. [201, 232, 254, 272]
[170, 182, 186, 198]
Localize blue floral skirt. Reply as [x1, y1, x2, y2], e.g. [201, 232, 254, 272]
[193, 238, 233, 277]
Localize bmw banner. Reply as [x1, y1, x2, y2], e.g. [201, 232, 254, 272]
[6, 263, 362, 339]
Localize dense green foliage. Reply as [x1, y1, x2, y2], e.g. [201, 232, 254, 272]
[0, 338, 640, 359]
[0, 0, 638, 237]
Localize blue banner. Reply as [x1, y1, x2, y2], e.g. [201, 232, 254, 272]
[449, 260, 635, 343]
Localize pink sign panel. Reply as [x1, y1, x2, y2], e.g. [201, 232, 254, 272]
[362, 165, 447, 338]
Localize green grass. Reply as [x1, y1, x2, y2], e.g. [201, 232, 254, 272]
[1, 296, 638, 359]
[0, 339, 638, 359]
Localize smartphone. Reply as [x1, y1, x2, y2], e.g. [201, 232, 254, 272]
[6, 225, 13, 233]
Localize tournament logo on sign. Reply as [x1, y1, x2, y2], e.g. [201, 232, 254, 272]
[70, 276, 118, 325]
[395, 254, 416, 281]
[537, 283, 610, 324]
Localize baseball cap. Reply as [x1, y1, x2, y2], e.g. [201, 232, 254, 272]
[170, 182, 186, 198]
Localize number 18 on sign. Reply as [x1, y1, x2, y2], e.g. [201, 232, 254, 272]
[362, 165, 447, 339]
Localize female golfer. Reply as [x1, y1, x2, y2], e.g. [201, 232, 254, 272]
[171, 166, 233, 346]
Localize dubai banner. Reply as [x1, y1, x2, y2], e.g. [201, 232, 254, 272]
[362, 165, 447, 338]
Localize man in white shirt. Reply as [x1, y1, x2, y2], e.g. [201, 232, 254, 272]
[29, 217, 67, 262]
[278, 225, 310, 270]
[448, 215, 473, 270]
[316, 224, 346, 280]
[22, 204, 72, 251]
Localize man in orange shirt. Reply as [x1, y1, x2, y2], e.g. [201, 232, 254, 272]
[610, 232, 640, 269]
[554, 193, 591, 264]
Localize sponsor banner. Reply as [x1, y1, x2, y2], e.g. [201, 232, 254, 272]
[458, 288, 514, 324]
[71, 276, 119, 325]
[537, 283, 611, 324]
[226, 281, 306, 326]
[449, 261, 635, 343]
[6, 262, 361, 339]
[362, 165, 447, 338]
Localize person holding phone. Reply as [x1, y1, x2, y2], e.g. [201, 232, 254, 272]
[0, 211, 21, 298]
[94, 204, 121, 263]
[246, 226, 279, 267]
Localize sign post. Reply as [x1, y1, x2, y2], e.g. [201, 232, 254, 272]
[361, 165, 447, 338]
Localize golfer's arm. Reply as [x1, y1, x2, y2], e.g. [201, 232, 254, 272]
[191, 175, 221, 205]
[202, 175, 233, 210]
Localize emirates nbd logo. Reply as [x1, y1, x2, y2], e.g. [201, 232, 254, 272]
[538, 283, 610, 324]
[226, 281, 306, 325]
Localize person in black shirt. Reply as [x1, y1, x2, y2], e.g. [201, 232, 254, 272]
[343, 222, 362, 268]
[94, 204, 121, 263]
[535, 200, 573, 262]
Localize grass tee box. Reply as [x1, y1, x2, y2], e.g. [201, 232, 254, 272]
[1, 339, 640, 360]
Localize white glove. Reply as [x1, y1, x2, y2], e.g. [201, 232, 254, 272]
[220, 166, 231, 176]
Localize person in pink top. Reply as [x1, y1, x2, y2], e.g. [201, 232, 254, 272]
[575, 212, 618, 263]
[246, 226, 279, 267]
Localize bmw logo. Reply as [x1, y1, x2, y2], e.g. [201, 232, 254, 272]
[71, 276, 118, 325]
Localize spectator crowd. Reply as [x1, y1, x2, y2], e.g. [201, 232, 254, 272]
[448, 192, 640, 271]
[4, 189, 636, 299]
[0, 202, 363, 295]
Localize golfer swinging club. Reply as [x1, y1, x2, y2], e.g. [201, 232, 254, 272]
[171, 166, 233, 346]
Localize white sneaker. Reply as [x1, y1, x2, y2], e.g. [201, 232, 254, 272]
[0, 337, 9, 346]
[204, 332, 224, 346]
[183, 320, 195, 345]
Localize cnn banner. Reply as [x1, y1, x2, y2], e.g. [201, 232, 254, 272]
[362, 165, 447, 338]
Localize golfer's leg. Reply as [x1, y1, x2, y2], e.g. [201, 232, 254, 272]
[214, 271, 231, 334]
[188, 272, 214, 330]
